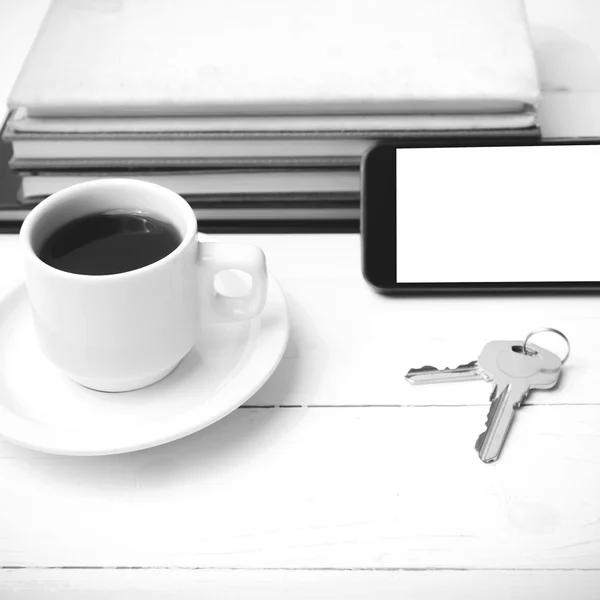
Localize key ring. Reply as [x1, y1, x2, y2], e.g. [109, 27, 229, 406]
[522, 327, 570, 365]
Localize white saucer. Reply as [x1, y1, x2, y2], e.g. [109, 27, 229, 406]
[0, 271, 288, 455]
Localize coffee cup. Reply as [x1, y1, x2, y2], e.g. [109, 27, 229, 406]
[19, 179, 268, 392]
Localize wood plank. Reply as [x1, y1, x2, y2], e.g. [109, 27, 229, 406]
[1, 0, 600, 592]
[1, 569, 600, 599]
[0, 235, 597, 409]
[208, 234, 600, 407]
[0, 406, 599, 569]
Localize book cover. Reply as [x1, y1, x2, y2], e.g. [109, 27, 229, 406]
[6, 108, 537, 136]
[8, 0, 539, 117]
[4, 109, 541, 168]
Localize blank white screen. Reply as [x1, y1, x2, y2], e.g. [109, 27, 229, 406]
[396, 145, 600, 283]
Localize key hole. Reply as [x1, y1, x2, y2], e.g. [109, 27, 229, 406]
[512, 345, 538, 357]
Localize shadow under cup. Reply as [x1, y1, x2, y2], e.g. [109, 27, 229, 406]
[20, 179, 201, 393]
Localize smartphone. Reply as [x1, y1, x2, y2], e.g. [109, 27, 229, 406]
[361, 141, 600, 293]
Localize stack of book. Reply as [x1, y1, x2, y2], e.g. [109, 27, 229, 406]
[1, 0, 540, 231]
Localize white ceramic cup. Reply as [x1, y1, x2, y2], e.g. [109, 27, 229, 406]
[20, 179, 268, 392]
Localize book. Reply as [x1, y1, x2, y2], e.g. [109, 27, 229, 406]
[8, 136, 376, 164]
[0, 131, 358, 230]
[0, 136, 42, 223]
[8, 0, 539, 118]
[18, 170, 359, 202]
[6, 108, 538, 136]
[5, 117, 539, 169]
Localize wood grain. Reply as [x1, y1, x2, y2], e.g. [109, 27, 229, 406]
[0, 235, 598, 411]
[2, 0, 600, 596]
[0, 406, 599, 569]
[2, 569, 600, 599]
[205, 234, 600, 408]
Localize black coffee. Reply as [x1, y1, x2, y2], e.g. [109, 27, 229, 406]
[38, 211, 181, 275]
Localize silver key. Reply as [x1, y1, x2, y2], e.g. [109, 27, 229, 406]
[474, 340, 562, 463]
[405, 338, 565, 463]
[405, 360, 483, 384]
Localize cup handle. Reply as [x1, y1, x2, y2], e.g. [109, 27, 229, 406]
[197, 241, 268, 322]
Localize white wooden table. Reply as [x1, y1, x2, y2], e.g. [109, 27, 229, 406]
[2, 2, 600, 598]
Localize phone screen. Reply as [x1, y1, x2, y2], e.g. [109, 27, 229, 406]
[395, 145, 600, 284]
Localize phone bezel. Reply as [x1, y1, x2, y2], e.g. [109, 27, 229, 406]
[361, 139, 600, 293]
